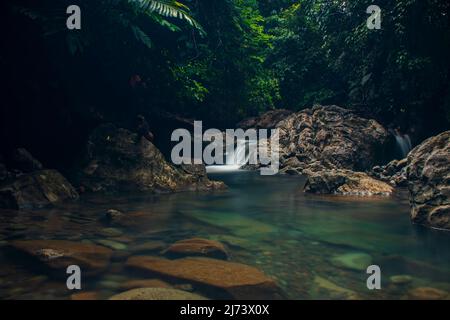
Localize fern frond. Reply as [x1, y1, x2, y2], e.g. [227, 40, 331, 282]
[133, 0, 205, 34]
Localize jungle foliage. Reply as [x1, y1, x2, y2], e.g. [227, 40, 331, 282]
[1, 0, 450, 145]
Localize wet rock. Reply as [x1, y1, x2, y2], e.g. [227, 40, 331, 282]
[9, 240, 112, 276]
[407, 130, 450, 230]
[163, 238, 229, 260]
[390, 275, 413, 285]
[277, 105, 388, 173]
[11, 148, 43, 173]
[111, 250, 131, 262]
[370, 158, 408, 187]
[0, 170, 79, 209]
[303, 169, 393, 196]
[313, 276, 360, 300]
[95, 239, 127, 251]
[71, 291, 100, 300]
[120, 279, 172, 290]
[130, 241, 166, 254]
[126, 256, 284, 299]
[109, 287, 208, 300]
[97, 227, 123, 237]
[105, 209, 125, 221]
[237, 109, 293, 129]
[79, 124, 226, 193]
[407, 287, 448, 300]
[330, 252, 372, 271]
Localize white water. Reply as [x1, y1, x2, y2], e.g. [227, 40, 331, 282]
[394, 133, 412, 158]
[206, 140, 258, 173]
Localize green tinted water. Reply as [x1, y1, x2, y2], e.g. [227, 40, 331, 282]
[0, 171, 449, 299]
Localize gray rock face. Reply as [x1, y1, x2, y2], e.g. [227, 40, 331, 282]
[407, 130, 450, 230]
[0, 169, 79, 209]
[277, 105, 388, 173]
[80, 124, 226, 193]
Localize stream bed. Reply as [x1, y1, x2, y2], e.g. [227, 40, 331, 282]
[0, 171, 449, 299]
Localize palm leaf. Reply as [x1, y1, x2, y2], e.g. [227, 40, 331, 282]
[133, 0, 205, 34]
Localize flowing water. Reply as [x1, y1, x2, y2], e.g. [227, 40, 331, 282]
[394, 133, 412, 158]
[0, 171, 449, 299]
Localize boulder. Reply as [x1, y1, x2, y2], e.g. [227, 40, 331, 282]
[0, 169, 79, 209]
[109, 288, 207, 300]
[79, 124, 225, 193]
[370, 158, 408, 187]
[126, 256, 283, 299]
[237, 109, 293, 129]
[277, 105, 388, 173]
[303, 169, 393, 196]
[9, 240, 113, 276]
[163, 238, 229, 260]
[407, 130, 450, 230]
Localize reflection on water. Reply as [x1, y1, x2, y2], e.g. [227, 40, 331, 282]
[0, 171, 449, 299]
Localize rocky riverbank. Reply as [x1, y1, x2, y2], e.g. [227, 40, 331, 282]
[0, 123, 226, 210]
[241, 106, 450, 231]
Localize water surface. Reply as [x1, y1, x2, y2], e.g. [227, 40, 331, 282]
[0, 171, 449, 299]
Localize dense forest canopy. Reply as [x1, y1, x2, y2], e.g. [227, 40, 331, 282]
[1, 0, 449, 169]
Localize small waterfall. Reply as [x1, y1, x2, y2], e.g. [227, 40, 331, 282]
[206, 139, 257, 173]
[394, 133, 412, 158]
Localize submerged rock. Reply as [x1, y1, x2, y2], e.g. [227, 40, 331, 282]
[9, 240, 113, 276]
[313, 276, 360, 300]
[303, 169, 393, 196]
[0, 169, 79, 209]
[126, 256, 283, 299]
[277, 105, 388, 173]
[330, 252, 372, 271]
[109, 288, 208, 300]
[95, 239, 127, 251]
[71, 291, 100, 300]
[389, 275, 413, 285]
[79, 124, 226, 193]
[407, 130, 450, 230]
[120, 279, 172, 291]
[407, 287, 448, 300]
[163, 238, 229, 260]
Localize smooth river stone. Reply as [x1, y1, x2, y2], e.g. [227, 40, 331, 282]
[163, 238, 229, 260]
[109, 288, 208, 300]
[330, 252, 372, 271]
[120, 279, 172, 290]
[125, 256, 284, 299]
[9, 240, 113, 276]
[95, 239, 127, 251]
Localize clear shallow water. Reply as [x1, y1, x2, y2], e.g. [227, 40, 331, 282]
[0, 171, 449, 299]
